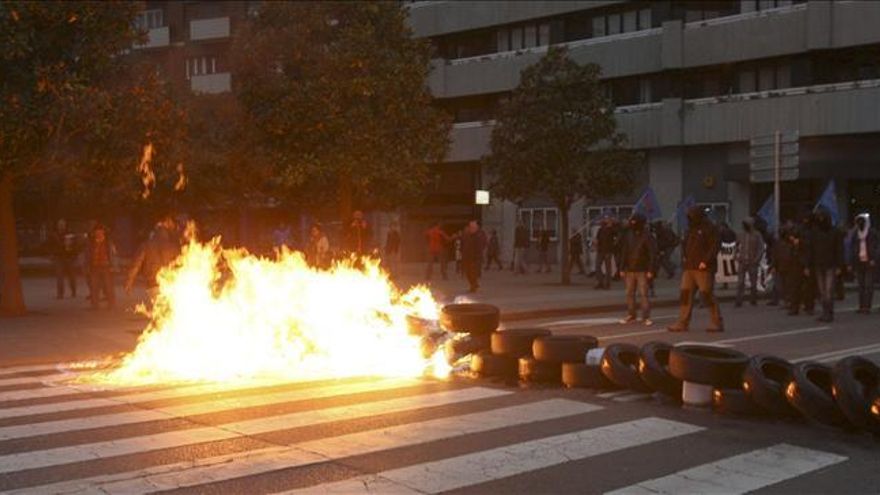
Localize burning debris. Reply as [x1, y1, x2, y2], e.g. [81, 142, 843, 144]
[136, 143, 156, 199]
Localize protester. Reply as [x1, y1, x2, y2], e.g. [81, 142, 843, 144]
[513, 220, 529, 275]
[783, 226, 809, 315]
[848, 213, 878, 314]
[346, 210, 371, 255]
[484, 229, 503, 270]
[798, 213, 818, 315]
[719, 222, 737, 244]
[771, 222, 794, 310]
[424, 221, 449, 280]
[618, 213, 657, 326]
[538, 229, 552, 273]
[734, 217, 765, 307]
[460, 220, 487, 293]
[125, 216, 182, 302]
[653, 220, 678, 279]
[307, 223, 331, 269]
[808, 209, 842, 322]
[86, 223, 116, 309]
[594, 218, 616, 289]
[272, 221, 294, 249]
[453, 232, 463, 274]
[48, 219, 79, 299]
[667, 206, 724, 333]
[384, 221, 401, 276]
[569, 231, 586, 276]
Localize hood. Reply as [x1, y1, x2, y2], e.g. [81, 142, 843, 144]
[856, 213, 871, 234]
[686, 205, 705, 225]
[630, 213, 647, 230]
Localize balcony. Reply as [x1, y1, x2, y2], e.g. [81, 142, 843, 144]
[191, 73, 231, 94]
[190, 17, 230, 41]
[134, 26, 170, 49]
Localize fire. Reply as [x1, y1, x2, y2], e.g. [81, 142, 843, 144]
[137, 143, 156, 199]
[87, 233, 451, 386]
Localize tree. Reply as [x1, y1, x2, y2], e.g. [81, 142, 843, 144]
[0, 2, 185, 315]
[484, 46, 637, 285]
[233, 1, 449, 220]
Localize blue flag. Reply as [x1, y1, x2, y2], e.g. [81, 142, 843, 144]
[633, 187, 662, 221]
[757, 193, 776, 234]
[814, 179, 840, 226]
[676, 194, 696, 234]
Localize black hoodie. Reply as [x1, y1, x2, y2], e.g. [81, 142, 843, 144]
[682, 206, 720, 271]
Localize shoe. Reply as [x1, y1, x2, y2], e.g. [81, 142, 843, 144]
[643, 319, 654, 327]
[667, 325, 688, 333]
[706, 327, 725, 333]
[619, 315, 637, 324]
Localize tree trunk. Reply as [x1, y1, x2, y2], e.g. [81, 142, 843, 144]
[0, 173, 26, 316]
[559, 202, 570, 285]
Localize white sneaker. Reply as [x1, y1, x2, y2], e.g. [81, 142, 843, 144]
[643, 318, 654, 327]
[619, 315, 636, 324]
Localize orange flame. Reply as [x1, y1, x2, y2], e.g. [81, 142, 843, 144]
[137, 143, 155, 199]
[174, 162, 187, 192]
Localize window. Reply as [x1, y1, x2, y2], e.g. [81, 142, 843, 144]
[186, 56, 217, 79]
[623, 11, 638, 32]
[607, 13, 621, 35]
[638, 8, 652, 30]
[496, 30, 509, 52]
[520, 208, 559, 241]
[592, 16, 606, 37]
[524, 24, 537, 48]
[585, 205, 634, 229]
[697, 203, 730, 224]
[539, 23, 551, 46]
[135, 9, 164, 30]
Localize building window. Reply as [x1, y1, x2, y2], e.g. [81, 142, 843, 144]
[623, 10, 638, 32]
[585, 205, 634, 226]
[638, 8, 652, 30]
[497, 21, 550, 52]
[135, 9, 164, 30]
[591, 16, 606, 37]
[697, 203, 730, 224]
[520, 208, 559, 241]
[607, 13, 621, 35]
[186, 56, 217, 79]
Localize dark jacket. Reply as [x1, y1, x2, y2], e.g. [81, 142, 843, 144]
[848, 228, 880, 265]
[618, 227, 657, 273]
[570, 233, 583, 257]
[596, 224, 617, 254]
[682, 209, 720, 271]
[127, 227, 180, 288]
[487, 233, 500, 255]
[461, 230, 487, 264]
[809, 225, 843, 270]
[514, 225, 529, 249]
[654, 223, 679, 252]
[538, 230, 551, 252]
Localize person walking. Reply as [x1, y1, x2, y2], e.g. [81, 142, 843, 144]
[484, 229, 503, 270]
[48, 219, 79, 299]
[86, 224, 117, 309]
[653, 220, 678, 279]
[513, 220, 530, 275]
[307, 223, 331, 269]
[808, 209, 843, 322]
[346, 210, 371, 256]
[848, 213, 879, 314]
[384, 221, 401, 276]
[125, 216, 182, 302]
[667, 206, 724, 333]
[734, 217, 765, 307]
[569, 231, 587, 276]
[618, 213, 657, 326]
[784, 226, 808, 315]
[460, 220, 487, 293]
[594, 218, 616, 289]
[424, 222, 449, 280]
[538, 229, 552, 273]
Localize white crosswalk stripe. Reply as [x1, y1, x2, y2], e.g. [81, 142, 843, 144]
[0, 370, 854, 495]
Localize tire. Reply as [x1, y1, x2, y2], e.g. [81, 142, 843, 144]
[713, 388, 766, 416]
[600, 343, 653, 392]
[532, 335, 599, 364]
[742, 355, 799, 417]
[518, 357, 562, 384]
[562, 362, 618, 389]
[786, 362, 847, 427]
[445, 333, 491, 363]
[831, 356, 880, 433]
[471, 352, 518, 379]
[668, 345, 749, 388]
[638, 341, 683, 397]
[440, 304, 500, 335]
[491, 328, 552, 357]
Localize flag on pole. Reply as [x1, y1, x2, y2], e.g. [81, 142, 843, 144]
[757, 193, 776, 235]
[813, 179, 840, 226]
[633, 187, 662, 221]
[675, 194, 696, 233]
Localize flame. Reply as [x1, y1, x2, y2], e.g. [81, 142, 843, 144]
[86, 231, 451, 386]
[137, 143, 155, 199]
[174, 162, 187, 192]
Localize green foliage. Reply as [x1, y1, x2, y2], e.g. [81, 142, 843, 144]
[484, 46, 636, 211]
[233, 1, 449, 213]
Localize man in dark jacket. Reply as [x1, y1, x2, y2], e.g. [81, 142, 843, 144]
[48, 219, 80, 299]
[86, 224, 116, 309]
[668, 206, 724, 332]
[808, 209, 843, 322]
[848, 213, 879, 314]
[653, 220, 678, 279]
[460, 220, 488, 293]
[594, 218, 617, 289]
[125, 217, 181, 302]
[569, 232, 586, 276]
[484, 229, 503, 270]
[513, 220, 529, 275]
[618, 214, 657, 326]
[734, 217, 765, 307]
[784, 226, 809, 315]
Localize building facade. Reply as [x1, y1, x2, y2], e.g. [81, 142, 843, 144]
[407, 0, 880, 263]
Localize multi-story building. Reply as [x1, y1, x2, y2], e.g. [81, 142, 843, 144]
[407, 0, 880, 263]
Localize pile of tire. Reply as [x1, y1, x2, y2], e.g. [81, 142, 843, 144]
[438, 304, 500, 365]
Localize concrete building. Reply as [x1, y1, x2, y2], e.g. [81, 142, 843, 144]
[406, 0, 880, 264]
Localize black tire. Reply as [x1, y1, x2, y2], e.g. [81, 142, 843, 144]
[562, 362, 618, 389]
[786, 362, 847, 427]
[491, 328, 552, 357]
[639, 341, 683, 397]
[831, 356, 880, 433]
[440, 304, 500, 335]
[532, 335, 599, 364]
[600, 343, 653, 392]
[445, 333, 491, 363]
[518, 357, 562, 384]
[742, 355, 799, 417]
[471, 352, 519, 378]
[713, 388, 766, 416]
[668, 345, 749, 388]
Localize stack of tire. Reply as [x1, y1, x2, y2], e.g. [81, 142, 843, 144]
[439, 304, 500, 365]
[520, 335, 599, 385]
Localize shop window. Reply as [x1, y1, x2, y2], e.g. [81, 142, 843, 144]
[520, 208, 559, 241]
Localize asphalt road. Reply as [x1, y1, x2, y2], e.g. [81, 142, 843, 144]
[0, 299, 878, 494]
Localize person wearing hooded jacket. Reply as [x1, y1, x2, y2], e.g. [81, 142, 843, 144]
[847, 213, 879, 314]
[617, 213, 657, 326]
[807, 209, 843, 322]
[668, 206, 724, 332]
[734, 217, 765, 307]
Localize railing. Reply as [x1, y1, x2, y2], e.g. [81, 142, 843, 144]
[684, 2, 806, 29]
[190, 17, 230, 41]
[135, 26, 170, 49]
[191, 73, 232, 94]
[685, 78, 880, 107]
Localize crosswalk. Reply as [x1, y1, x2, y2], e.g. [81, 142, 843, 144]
[0, 363, 851, 494]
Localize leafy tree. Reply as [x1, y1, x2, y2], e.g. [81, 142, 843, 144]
[233, 1, 449, 220]
[484, 46, 638, 285]
[0, 2, 185, 315]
